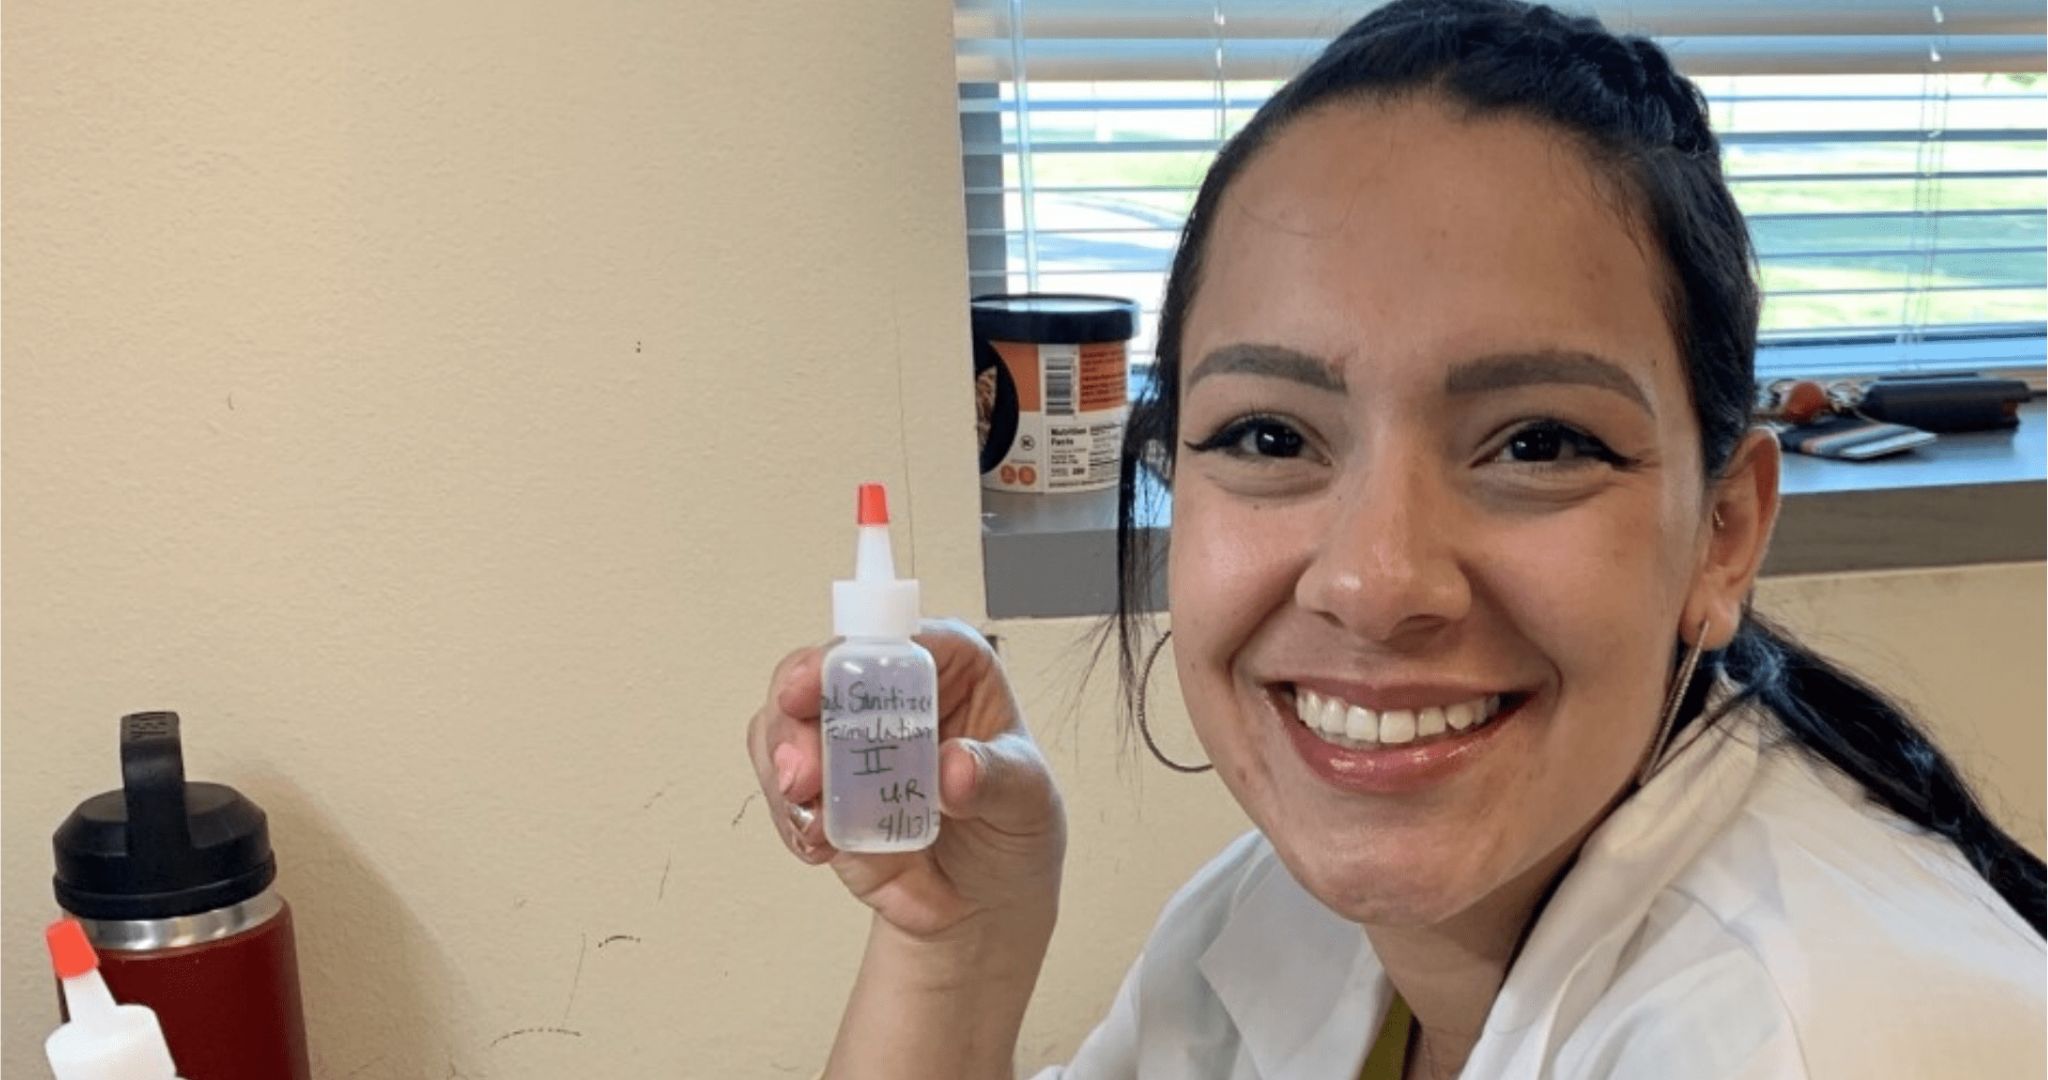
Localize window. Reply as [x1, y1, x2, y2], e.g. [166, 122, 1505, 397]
[956, 0, 2048, 379]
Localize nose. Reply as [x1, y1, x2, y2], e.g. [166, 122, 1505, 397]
[1293, 455, 1472, 646]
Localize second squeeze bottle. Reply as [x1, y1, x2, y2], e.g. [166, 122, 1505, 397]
[822, 483, 940, 852]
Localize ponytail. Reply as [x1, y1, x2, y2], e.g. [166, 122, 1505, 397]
[1719, 613, 2046, 933]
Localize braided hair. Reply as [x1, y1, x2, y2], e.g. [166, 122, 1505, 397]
[1113, 0, 2045, 932]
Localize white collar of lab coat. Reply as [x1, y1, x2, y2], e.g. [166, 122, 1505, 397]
[1195, 843, 1390, 1079]
[1194, 677, 1766, 1079]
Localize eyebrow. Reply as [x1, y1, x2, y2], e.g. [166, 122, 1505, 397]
[1186, 342, 1654, 413]
[1186, 343, 1346, 392]
[1444, 350, 1653, 412]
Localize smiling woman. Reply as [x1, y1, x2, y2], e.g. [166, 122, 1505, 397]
[1112, 0, 2044, 1073]
[1161, 89, 1728, 938]
[747, 2, 2046, 1077]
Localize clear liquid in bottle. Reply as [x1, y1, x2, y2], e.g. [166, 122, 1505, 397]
[821, 638, 939, 853]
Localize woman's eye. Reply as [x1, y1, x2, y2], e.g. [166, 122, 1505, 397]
[1185, 417, 1310, 460]
[1489, 421, 1630, 467]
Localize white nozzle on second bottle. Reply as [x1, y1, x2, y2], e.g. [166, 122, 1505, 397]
[45, 918, 184, 1080]
[821, 483, 940, 853]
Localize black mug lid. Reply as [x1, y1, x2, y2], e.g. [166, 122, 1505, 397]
[52, 712, 275, 921]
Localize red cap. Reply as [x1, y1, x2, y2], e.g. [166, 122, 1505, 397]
[46, 918, 99, 980]
[857, 483, 889, 526]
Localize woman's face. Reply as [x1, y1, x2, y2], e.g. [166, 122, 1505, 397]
[1168, 96, 1718, 926]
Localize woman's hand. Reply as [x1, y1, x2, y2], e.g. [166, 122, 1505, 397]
[746, 618, 1067, 941]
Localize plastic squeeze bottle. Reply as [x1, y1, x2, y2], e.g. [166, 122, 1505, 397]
[822, 483, 940, 853]
[45, 918, 186, 1080]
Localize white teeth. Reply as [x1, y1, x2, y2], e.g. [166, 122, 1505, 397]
[1321, 696, 1348, 736]
[1345, 705, 1378, 742]
[1293, 688, 1510, 749]
[1300, 690, 1340, 736]
[1378, 709, 1417, 744]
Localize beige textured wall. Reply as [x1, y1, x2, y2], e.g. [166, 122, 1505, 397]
[1, 2, 984, 1075]
[1756, 565, 2046, 854]
[5, 3, 2042, 1077]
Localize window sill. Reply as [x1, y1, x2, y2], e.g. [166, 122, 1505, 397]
[981, 399, 2047, 620]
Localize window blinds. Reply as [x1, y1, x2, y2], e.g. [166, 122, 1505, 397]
[957, 0, 2048, 376]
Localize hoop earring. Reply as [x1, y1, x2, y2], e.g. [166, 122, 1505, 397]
[1136, 630, 1212, 774]
[1637, 617, 1712, 787]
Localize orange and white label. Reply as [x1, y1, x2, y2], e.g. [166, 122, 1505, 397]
[982, 339, 1128, 494]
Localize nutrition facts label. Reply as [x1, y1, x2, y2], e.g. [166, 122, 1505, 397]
[1045, 416, 1126, 488]
[985, 340, 1128, 494]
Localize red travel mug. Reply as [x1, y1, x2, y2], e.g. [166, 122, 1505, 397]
[52, 712, 313, 1080]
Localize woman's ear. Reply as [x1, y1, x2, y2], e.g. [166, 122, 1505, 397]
[1686, 428, 1782, 649]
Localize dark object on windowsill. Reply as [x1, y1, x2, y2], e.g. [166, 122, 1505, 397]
[1858, 375, 2032, 434]
[1771, 415, 1937, 461]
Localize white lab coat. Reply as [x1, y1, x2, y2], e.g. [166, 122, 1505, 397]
[1035, 689, 2045, 1078]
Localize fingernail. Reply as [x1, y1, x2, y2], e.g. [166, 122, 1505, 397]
[953, 741, 984, 791]
[773, 746, 797, 794]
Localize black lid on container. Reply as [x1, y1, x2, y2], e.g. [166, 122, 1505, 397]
[52, 712, 276, 921]
[972, 293, 1139, 344]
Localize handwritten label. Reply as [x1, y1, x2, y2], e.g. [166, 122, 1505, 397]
[823, 677, 937, 846]
[821, 682, 934, 715]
